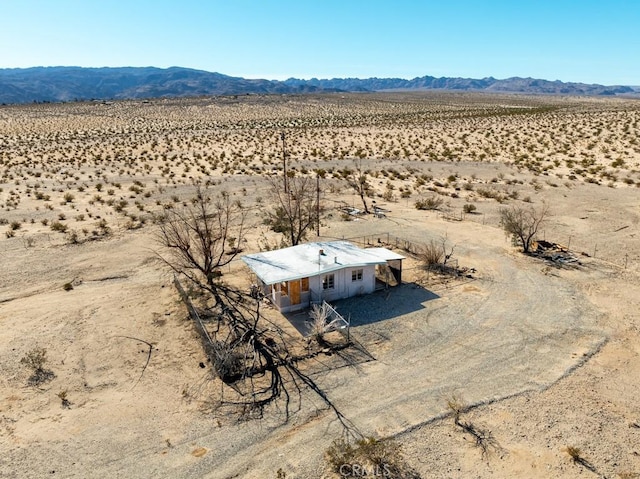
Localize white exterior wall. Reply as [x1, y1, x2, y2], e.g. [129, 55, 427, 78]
[268, 265, 379, 313]
[308, 265, 376, 304]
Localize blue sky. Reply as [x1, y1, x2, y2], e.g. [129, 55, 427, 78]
[1, 0, 638, 85]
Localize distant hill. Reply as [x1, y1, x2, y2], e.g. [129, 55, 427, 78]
[0, 66, 634, 104]
[283, 76, 634, 96]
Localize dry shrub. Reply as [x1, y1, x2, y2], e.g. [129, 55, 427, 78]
[446, 395, 499, 460]
[325, 436, 420, 478]
[309, 302, 330, 343]
[20, 347, 55, 385]
[420, 239, 444, 267]
[414, 196, 443, 210]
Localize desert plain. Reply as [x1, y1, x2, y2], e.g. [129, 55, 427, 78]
[1, 92, 640, 478]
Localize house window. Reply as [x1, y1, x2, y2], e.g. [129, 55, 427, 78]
[351, 269, 363, 281]
[322, 274, 335, 290]
[301, 277, 309, 292]
[280, 282, 288, 296]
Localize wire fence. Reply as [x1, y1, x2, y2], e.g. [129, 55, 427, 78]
[322, 224, 636, 272]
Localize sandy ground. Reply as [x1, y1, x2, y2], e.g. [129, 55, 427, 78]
[1, 93, 640, 478]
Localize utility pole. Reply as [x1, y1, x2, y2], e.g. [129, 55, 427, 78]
[316, 174, 320, 236]
[281, 132, 288, 194]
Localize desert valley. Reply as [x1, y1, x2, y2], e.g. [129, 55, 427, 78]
[1, 91, 640, 478]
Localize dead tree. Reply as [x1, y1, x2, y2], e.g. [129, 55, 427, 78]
[264, 175, 323, 246]
[155, 185, 246, 306]
[499, 203, 550, 253]
[345, 159, 371, 214]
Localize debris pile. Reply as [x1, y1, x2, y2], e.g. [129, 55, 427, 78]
[533, 240, 581, 266]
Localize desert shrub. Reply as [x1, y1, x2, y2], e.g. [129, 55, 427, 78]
[95, 219, 110, 235]
[563, 445, 596, 471]
[420, 239, 444, 267]
[565, 446, 582, 462]
[414, 196, 444, 210]
[10, 221, 21, 231]
[309, 302, 330, 343]
[20, 347, 55, 385]
[66, 229, 81, 244]
[57, 390, 71, 408]
[23, 236, 36, 248]
[611, 158, 625, 168]
[325, 437, 420, 478]
[446, 395, 498, 459]
[50, 221, 68, 233]
[463, 203, 477, 214]
[476, 187, 504, 202]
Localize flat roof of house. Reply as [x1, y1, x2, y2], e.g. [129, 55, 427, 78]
[242, 241, 404, 285]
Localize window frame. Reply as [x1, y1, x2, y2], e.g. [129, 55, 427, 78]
[322, 273, 335, 290]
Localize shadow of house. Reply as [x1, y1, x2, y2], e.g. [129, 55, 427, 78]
[330, 282, 440, 327]
[282, 282, 439, 335]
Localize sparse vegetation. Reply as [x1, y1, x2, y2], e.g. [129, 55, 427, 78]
[2, 92, 639, 479]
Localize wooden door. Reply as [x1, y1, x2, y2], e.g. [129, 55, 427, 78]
[289, 279, 301, 305]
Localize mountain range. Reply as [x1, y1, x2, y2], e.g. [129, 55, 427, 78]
[0, 66, 635, 104]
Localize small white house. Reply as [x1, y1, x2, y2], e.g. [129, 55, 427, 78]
[242, 241, 404, 313]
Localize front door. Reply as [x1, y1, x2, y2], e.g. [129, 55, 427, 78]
[289, 279, 301, 305]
